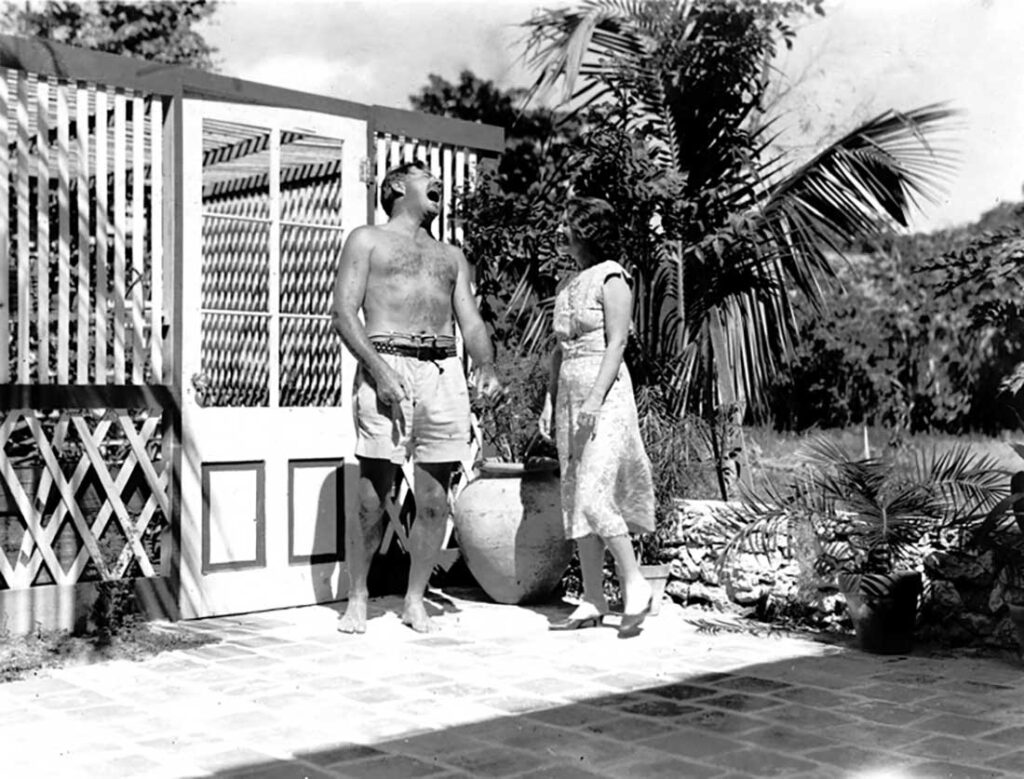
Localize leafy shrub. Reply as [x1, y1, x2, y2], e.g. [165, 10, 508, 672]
[470, 348, 554, 463]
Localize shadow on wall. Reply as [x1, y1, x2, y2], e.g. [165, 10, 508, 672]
[310, 461, 357, 604]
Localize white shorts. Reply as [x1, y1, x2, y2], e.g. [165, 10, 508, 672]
[353, 352, 471, 464]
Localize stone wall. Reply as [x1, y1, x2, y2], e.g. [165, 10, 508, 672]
[920, 550, 1021, 649]
[660, 500, 1021, 650]
[657, 499, 807, 610]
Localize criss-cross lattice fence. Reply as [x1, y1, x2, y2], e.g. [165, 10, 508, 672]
[0, 48, 174, 631]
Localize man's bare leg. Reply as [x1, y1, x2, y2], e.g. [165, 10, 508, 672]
[339, 457, 396, 633]
[402, 461, 455, 633]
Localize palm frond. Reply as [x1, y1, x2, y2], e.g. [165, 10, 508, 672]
[759, 105, 960, 246]
[912, 444, 1009, 519]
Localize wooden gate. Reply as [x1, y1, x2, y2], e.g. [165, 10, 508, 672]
[0, 34, 503, 629]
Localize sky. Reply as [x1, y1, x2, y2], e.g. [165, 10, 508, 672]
[199, 0, 1024, 233]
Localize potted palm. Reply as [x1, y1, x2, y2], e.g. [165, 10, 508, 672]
[451, 352, 571, 605]
[725, 438, 1004, 654]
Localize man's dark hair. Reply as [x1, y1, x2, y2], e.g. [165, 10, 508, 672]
[380, 160, 430, 216]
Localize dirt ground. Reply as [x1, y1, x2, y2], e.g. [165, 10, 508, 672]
[0, 620, 217, 683]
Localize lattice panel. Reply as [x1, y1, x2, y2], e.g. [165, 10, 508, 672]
[280, 134, 343, 226]
[0, 69, 165, 385]
[201, 119, 271, 218]
[280, 315, 343, 407]
[280, 224, 343, 316]
[0, 408, 169, 589]
[201, 214, 270, 312]
[200, 312, 269, 407]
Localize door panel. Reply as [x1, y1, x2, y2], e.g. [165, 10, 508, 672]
[178, 100, 362, 618]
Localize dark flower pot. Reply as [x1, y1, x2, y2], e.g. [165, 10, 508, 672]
[1007, 603, 1024, 654]
[838, 571, 922, 655]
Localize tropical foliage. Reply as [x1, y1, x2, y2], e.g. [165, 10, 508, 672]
[0, 0, 220, 70]
[954, 444, 1024, 605]
[520, 0, 958, 424]
[412, 1, 964, 497]
[770, 201, 1024, 435]
[723, 437, 1007, 578]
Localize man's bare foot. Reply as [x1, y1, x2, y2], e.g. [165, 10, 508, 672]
[338, 598, 367, 634]
[400, 599, 438, 633]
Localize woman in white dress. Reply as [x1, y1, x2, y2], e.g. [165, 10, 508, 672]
[539, 197, 656, 638]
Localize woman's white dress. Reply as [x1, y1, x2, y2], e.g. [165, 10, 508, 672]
[552, 260, 656, 540]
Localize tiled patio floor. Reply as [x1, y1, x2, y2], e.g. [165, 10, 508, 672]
[4, 589, 1024, 778]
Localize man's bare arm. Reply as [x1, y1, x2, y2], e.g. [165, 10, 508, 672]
[330, 226, 408, 403]
[451, 249, 500, 396]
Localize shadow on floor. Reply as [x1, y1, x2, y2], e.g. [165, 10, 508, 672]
[202, 644, 1024, 779]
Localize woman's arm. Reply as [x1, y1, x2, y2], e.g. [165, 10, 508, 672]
[539, 345, 563, 440]
[579, 274, 631, 421]
[548, 345, 563, 402]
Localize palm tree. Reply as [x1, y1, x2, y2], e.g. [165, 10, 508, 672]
[519, 0, 958, 495]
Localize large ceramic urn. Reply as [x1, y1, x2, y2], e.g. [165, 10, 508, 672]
[452, 459, 572, 605]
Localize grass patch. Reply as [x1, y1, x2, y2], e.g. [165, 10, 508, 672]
[666, 425, 1022, 502]
[0, 619, 218, 684]
[739, 426, 1022, 493]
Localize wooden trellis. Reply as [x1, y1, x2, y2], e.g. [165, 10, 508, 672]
[0, 59, 170, 605]
[0, 69, 164, 386]
[0, 408, 167, 589]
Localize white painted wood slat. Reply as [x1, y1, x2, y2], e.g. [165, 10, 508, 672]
[36, 77, 50, 384]
[0, 70, 9, 384]
[268, 127, 281, 407]
[149, 97, 163, 382]
[112, 90, 127, 383]
[130, 95, 146, 383]
[16, 71, 31, 383]
[94, 87, 109, 383]
[56, 81, 71, 384]
[441, 146, 453, 245]
[76, 82, 91, 383]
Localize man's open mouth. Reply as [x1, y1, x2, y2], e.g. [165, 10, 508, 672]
[427, 187, 442, 203]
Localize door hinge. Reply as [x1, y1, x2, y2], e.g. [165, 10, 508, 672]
[359, 157, 375, 186]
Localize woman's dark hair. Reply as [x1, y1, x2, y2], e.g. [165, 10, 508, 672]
[564, 196, 621, 260]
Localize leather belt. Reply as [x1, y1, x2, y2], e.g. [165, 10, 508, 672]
[371, 336, 457, 361]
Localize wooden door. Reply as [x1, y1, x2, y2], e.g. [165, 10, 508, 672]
[177, 99, 364, 618]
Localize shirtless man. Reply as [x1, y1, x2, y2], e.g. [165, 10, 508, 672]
[330, 160, 500, 633]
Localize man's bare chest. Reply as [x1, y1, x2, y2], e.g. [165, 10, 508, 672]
[373, 240, 456, 287]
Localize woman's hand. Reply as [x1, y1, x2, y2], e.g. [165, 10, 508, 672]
[577, 395, 602, 433]
[538, 392, 554, 440]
